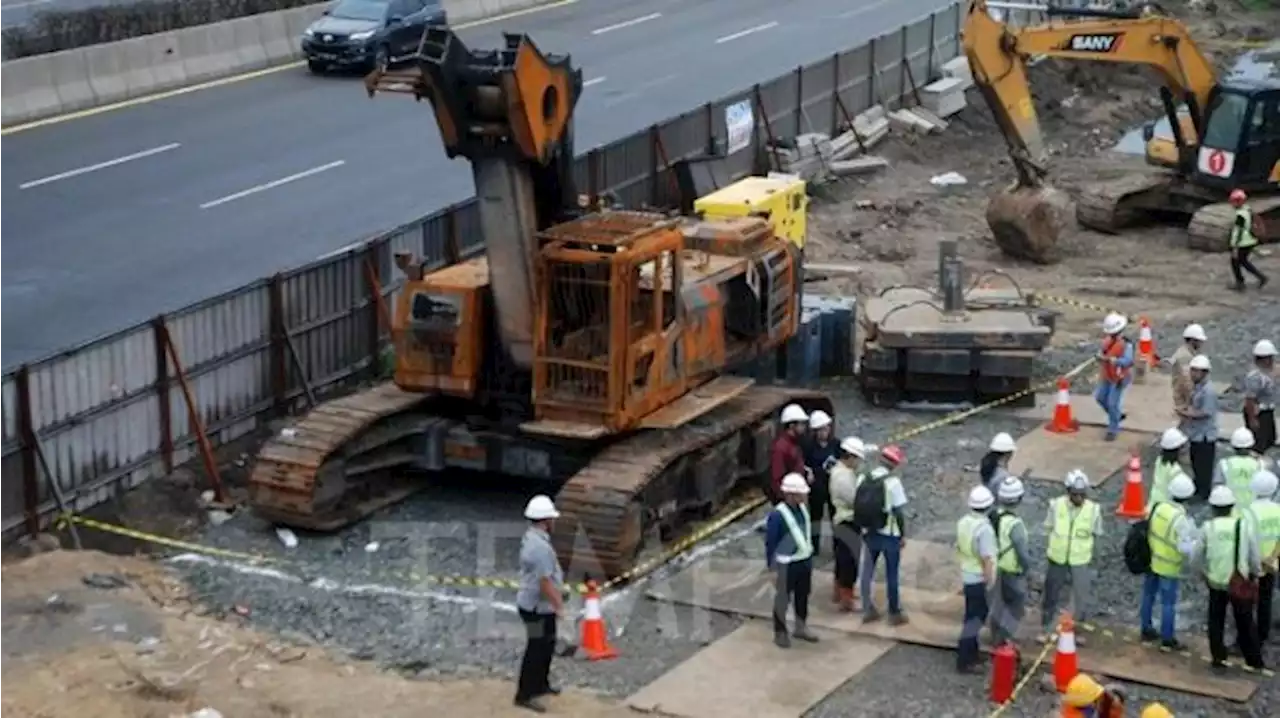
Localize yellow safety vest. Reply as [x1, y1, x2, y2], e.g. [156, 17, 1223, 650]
[996, 511, 1024, 574]
[1220, 456, 1261, 509]
[1147, 502, 1186, 578]
[775, 503, 813, 563]
[1203, 516, 1246, 588]
[1047, 497, 1098, 566]
[1239, 500, 1280, 571]
[1147, 459, 1181, 510]
[956, 513, 986, 576]
[1232, 207, 1258, 249]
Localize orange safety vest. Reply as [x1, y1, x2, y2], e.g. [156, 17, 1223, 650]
[1100, 337, 1130, 384]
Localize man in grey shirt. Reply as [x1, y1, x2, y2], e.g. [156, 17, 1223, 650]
[1178, 355, 1218, 501]
[515, 495, 566, 713]
[990, 477, 1032, 647]
[1244, 339, 1277, 454]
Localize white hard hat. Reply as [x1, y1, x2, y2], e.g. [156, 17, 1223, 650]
[1230, 426, 1256, 450]
[969, 485, 995, 510]
[1251, 470, 1279, 500]
[524, 494, 560, 521]
[1168, 472, 1196, 501]
[989, 432, 1017, 453]
[1188, 354, 1211, 371]
[1102, 313, 1128, 335]
[1064, 469, 1090, 492]
[997, 476, 1025, 502]
[839, 436, 866, 458]
[1254, 339, 1278, 358]
[1159, 427, 1188, 451]
[1182, 324, 1207, 342]
[1209, 485, 1236, 508]
[780, 404, 809, 424]
[809, 409, 833, 430]
[781, 472, 810, 495]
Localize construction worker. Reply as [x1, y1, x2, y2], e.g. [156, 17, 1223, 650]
[1149, 427, 1188, 508]
[803, 409, 838, 559]
[828, 436, 868, 612]
[1060, 674, 1126, 717]
[1040, 469, 1103, 642]
[858, 445, 910, 626]
[1214, 427, 1263, 510]
[1140, 704, 1174, 718]
[1139, 472, 1200, 650]
[990, 476, 1031, 647]
[1177, 354, 1218, 501]
[956, 485, 997, 673]
[515, 495, 566, 713]
[765, 473, 820, 648]
[1244, 339, 1277, 454]
[979, 432, 1025, 494]
[1168, 323, 1206, 413]
[1095, 312, 1135, 441]
[1228, 188, 1268, 291]
[1201, 484, 1265, 670]
[770, 404, 809, 505]
[1242, 470, 1279, 642]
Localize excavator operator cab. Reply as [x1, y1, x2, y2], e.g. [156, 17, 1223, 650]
[1194, 82, 1280, 192]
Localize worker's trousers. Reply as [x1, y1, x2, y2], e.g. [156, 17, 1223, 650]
[1231, 246, 1267, 286]
[1247, 408, 1277, 454]
[1207, 587, 1264, 668]
[1093, 380, 1126, 437]
[957, 581, 990, 670]
[1188, 439, 1217, 501]
[773, 558, 813, 634]
[1041, 561, 1092, 630]
[1138, 573, 1180, 643]
[989, 571, 1027, 645]
[1258, 572, 1276, 643]
[516, 609, 558, 702]
[860, 533, 903, 616]
[807, 480, 833, 557]
[832, 521, 861, 589]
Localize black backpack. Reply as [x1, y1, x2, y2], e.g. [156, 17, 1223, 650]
[1123, 503, 1159, 575]
[853, 472, 888, 532]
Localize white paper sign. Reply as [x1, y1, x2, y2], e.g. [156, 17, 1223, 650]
[725, 100, 754, 155]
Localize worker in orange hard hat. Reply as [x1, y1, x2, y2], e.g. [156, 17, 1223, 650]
[1060, 674, 1126, 717]
[1228, 188, 1268, 291]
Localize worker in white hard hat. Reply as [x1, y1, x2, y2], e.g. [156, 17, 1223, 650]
[956, 485, 997, 673]
[1200, 485, 1265, 671]
[515, 495, 566, 712]
[1243, 339, 1277, 454]
[989, 476, 1032, 647]
[803, 410, 838, 562]
[979, 432, 1028, 495]
[1169, 324, 1207, 413]
[858, 445, 911, 626]
[1095, 313, 1135, 441]
[1139, 472, 1200, 650]
[828, 436, 868, 612]
[1039, 469, 1103, 643]
[765, 473, 820, 648]
[770, 404, 810, 505]
[1149, 427, 1189, 509]
[1176, 353, 1219, 501]
[1215, 427, 1264, 510]
[1241, 470, 1280, 642]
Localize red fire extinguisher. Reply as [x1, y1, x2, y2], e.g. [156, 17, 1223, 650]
[989, 641, 1019, 704]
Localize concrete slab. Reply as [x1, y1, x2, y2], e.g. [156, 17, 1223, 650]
[648, 557, 1259, 702]
[626, 622, 892, 718]
[1007, 424, 1143, 487]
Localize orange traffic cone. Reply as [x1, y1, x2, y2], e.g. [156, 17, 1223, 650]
[1135, 317, 1155, 383]
[1116, 453, 1147, 519]
[1046, 377, 1079, 434]
[578, 580, 618, 661]
[1053, 612, 1079, 692]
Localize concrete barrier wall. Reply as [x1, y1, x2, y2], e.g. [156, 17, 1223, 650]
[1, 0, 563, 126]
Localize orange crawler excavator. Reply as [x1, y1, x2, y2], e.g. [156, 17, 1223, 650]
[247, 27, 831, 579]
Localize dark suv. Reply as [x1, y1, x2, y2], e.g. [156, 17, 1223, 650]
[301, 0, 447, 74]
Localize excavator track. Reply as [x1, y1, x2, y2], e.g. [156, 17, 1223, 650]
[550, 385, 833, 581]
[1187, 197, 1280, 253]
[1074, 172, 1170, 234]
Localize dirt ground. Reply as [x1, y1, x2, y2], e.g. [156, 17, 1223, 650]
[0, 550, 638, 718]
[804, 1, 1280, 346]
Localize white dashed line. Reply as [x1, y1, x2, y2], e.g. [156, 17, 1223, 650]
[714, 21, 779, 45]
[19, 143, 181, 189]
[584, 76, 607, 87]
[591, 12, 661, 35]
[200, 160, 345, 209]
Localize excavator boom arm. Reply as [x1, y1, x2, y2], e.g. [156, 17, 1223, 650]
[963, 1, 1218, 185]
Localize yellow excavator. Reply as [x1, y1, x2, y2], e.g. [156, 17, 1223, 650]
[963, 1, 1280, 259]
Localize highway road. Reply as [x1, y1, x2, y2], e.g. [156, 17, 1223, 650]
[2, 0, 958, 367]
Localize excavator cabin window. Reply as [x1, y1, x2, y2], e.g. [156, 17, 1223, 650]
[1203, 91, 1253, 150]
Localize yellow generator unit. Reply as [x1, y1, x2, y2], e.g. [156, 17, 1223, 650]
[695, 174, 808, 249]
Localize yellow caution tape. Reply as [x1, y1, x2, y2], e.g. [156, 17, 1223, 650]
[987, 636, 1056, 718]
[1076, 620, 1276, 678]
[1029, 292, 1136, 320]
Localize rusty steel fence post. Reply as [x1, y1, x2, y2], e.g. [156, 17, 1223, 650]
[899, 24, 910, 107]
[267, 275, 289, 417]
[159, 322, 227, 504]
[15, 365, 38, 535]
[794, 64, 804, 138]
[443, 209, 461, 266]
[867, 37, 877, 111]
[702, 102, 714, 155]
[830, 52, 840, 136]
[361, 245, 384, 376]
[927, 11, 938, 80]
[152, 316, 174, 474]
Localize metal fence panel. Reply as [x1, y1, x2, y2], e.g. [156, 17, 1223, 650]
[837, 42, 875, 118]
[799, 55, 838, 137]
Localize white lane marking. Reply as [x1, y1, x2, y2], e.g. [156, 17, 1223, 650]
[19, 143, 181, 189]
[200, 160, 345, 209]
[839, 0, 891, 19]
[591, 12, 661, 35]
[2, 0, 52, 11]
[714, 21, 779, 45]
[316, 241, 365, 261]
[583, 76, 607, 87]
